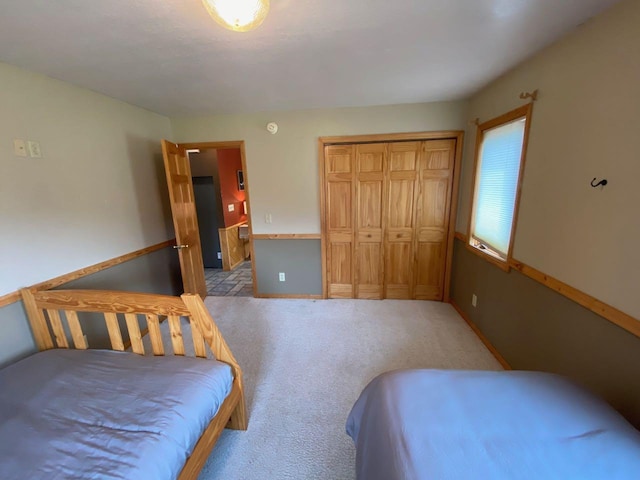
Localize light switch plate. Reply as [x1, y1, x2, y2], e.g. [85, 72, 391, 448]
[27, 141, 42, 158]
[13, 139, 27, 157]
[228, 204, 235, 212]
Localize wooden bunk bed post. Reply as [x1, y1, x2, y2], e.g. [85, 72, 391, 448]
[181, 293, 248, 430]
[21, 288, 54, 350]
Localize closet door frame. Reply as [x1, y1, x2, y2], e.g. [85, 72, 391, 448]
[318, 131, 464, 301]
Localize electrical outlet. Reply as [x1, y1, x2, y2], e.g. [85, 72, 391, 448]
[228, 203, 235, 212]
[472, 294, 478, 307]
[278, 272, 286, 282]
[265, 213, 272, 224]
[217, 252, 222, 260]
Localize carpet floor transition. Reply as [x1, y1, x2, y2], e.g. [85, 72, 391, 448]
[195, 297, 502, 480]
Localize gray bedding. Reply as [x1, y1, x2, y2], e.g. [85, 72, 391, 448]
[0, 349, 233, 480]
[347, 369, 640, 480]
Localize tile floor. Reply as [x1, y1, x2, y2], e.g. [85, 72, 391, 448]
[204, 261, 253, 297]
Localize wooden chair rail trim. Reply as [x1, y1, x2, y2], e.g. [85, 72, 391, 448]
[450, 300, 512, 370]
[251, 233, 321, 240]
[0, 240, 174, 308]
[32, 290, 191, 316]
[453, 232, 640, 338]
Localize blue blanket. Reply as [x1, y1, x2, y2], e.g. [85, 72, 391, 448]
[0, 349, 233, 479]
[347, 369, 640, 480]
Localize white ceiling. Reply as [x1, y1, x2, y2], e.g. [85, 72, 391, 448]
[0, 0, 620, 116]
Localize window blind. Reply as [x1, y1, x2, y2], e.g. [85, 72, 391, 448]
[471, 117, 526, 256]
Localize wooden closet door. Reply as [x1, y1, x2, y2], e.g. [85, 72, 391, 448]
[413, 139, 456, 300]
[325, 145, 355, 298]
[385, 142, 420, 299]
[355, 144, 386, 299]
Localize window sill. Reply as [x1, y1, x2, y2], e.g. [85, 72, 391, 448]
[464, 242, 511, 272]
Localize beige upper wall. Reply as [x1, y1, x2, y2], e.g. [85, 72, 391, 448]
[457, 0, 640, 319]
[171, 101, 468, 234]
[0, 61, 174, 296]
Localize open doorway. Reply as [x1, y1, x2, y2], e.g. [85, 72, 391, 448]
[181, 141, 255, 297]
[187, 146, 252, 297]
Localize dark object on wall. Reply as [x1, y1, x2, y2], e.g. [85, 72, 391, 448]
[591, 178, 608, 188]
[237, 170, 245, 191]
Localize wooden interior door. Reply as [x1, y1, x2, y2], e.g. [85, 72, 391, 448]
[354, 144, 386, 299]
[385, 142, 420, 299]
[161, 140, 207, 298]
[325, 145, 355, 298]
[413, 139, 456, 300]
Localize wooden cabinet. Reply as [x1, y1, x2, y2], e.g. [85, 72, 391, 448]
[219, 222, 250, 271]
[323, 138, 457, 301]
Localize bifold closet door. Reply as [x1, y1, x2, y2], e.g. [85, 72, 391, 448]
[325, 145, 355, 298]
[413, 139, 456, 300]
[324, 138, 456, 300]
[385, 142, 420, 299]
[354, 144, 386, 299]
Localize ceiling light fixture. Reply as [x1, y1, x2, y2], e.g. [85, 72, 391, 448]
[202, 0, 270, 32]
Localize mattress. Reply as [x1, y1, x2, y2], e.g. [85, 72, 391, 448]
[346, 369, 640, 480]
[0, 349, 233, 480]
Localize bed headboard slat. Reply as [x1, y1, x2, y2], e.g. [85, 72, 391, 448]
[65, 310, 87, 349]
[190, 317, 208, 358]
[146, 314, 165, 356]
[168, 315, 185, 356]
[104, 312, 125, 351]
[47, 309, 69, 349]
[124, 313, 145, 355]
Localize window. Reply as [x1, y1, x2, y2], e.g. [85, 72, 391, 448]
[468, 104, 532, 268]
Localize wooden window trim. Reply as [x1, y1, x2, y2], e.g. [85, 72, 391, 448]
[466, 103, 533, 272]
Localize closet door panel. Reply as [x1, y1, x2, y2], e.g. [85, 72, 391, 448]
[327, 181, 352, 229]
[358, 181, 383, 229]
[419, 176, 449, 227]
[388, 178, 415, 228]
[413, 140, 455, 301]
[355, 144, 386, 299]
[386, 242, 412, 299]
[326, 145, 355, 298]
[385, 142, 420, 299]
[414, 243, 444, 299]
[357, 243, 383, 299]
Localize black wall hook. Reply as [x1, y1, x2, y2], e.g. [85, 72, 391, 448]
[591, 178, 608, 188]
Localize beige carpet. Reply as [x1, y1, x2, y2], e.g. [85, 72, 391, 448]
[196, 297, 503, 480]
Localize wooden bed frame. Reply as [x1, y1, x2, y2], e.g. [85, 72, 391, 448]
[20, 288, 248, 480]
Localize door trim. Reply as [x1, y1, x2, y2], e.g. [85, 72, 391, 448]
[318, 131, 464, 301]
[178, 141, 256, 298]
